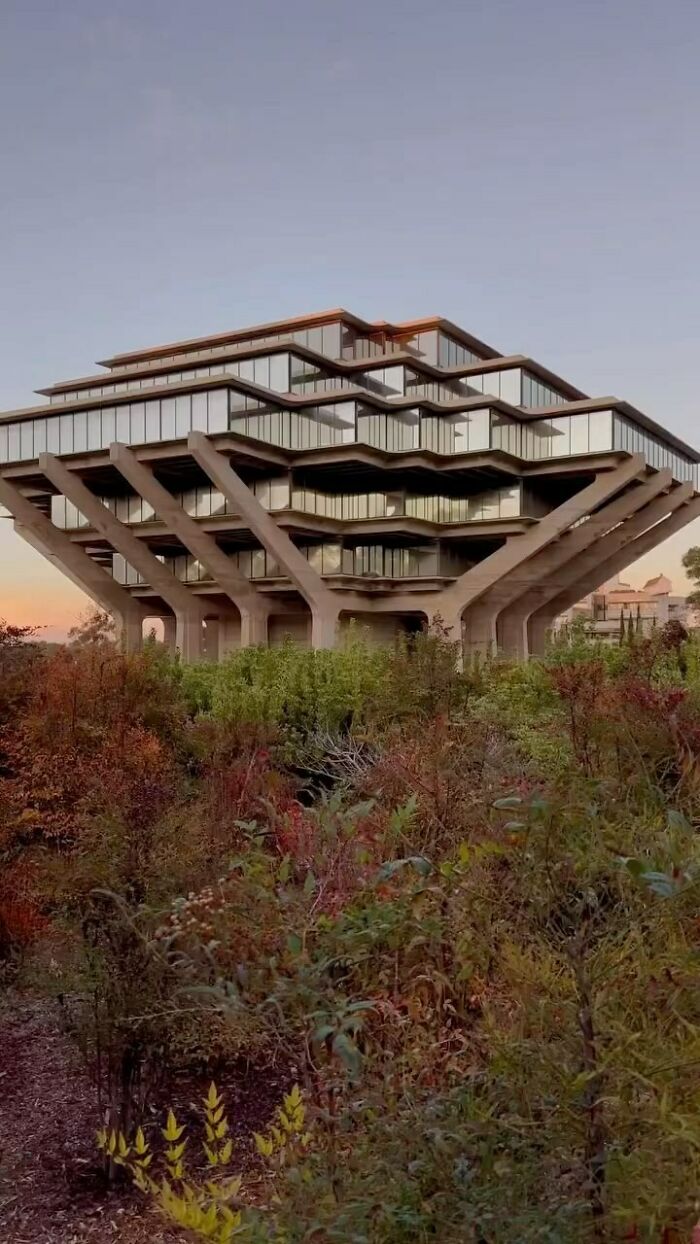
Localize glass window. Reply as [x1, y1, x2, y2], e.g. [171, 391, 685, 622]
[269, 354, 289, 393]
[46, 417, 60, 453]
[588, 410, 613, 451]
[59, 414, 74, 454]
[145, 401, 161, 442]
[175, 395, 191, 437]
[161, 398, 176, 439]
[130, 403, 146, 444]
[33, 419, 47, 456]
[207, 389, 228, 432]
[115, 405, 131, 443]
[20, 422, 34, 459]
[101, 408, 116, 447]
[191, 392, 208, 431]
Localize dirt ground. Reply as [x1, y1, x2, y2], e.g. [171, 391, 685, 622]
[0, 995, 290, 1243]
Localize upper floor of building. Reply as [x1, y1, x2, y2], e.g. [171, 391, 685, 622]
[1, 309, 697, 484]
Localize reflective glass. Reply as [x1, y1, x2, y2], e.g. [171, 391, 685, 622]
[115, 406, 131, 443]
[101, 408, 116, 446]
[161, 398, 176, 439]
[130, 403, 146, 444]
[20, 421, 34, 459]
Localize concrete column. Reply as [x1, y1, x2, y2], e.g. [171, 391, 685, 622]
[162, 615, 177, 654]
[240, 610, 268, 647]
[0, 475, 147, 651]
[497, 468, 674, 658]
[188, 432, 340, 649]
[434, 455, 645, 660]
[39, 453, 207, 663]
[109, 443, 270, 647]
[529, 488, 700, 654]
[462, 598, 499, 657]
[204, 617, 220, 662]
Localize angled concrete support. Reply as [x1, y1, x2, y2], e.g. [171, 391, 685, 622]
[39, 453, 207, 663]
[497, 468, 674, 657]
[432, 454, 645, 658]
[109, 443, 270, 648]
[0, 475, 147, 653]
[529, 486, 700, 654]
[188, 432, 340, 649]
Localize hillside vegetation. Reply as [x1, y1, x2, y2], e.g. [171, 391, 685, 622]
[0, 617, 698, 1243]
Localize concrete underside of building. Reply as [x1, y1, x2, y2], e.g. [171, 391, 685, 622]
[1, 307, 699, 662]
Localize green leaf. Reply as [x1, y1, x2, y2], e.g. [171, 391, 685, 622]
[332, 1030, 362, 1077]
[667, 809, 692, 834]
[493, 796, 522, 810]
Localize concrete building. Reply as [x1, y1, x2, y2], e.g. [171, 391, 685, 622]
[1, 308, 699, 662]
[556, 574, 691, 643]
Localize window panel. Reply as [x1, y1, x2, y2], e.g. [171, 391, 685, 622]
[175, 395, 191, 437]
[115, 406, 131, 443]
[208, 389, 228, 432]
[145, 401, 161, 442]
[161, 398, 176, 439]
[101, 408, 116, 447]
[20, 422, 34, 459]
[130, 403, 146, 444]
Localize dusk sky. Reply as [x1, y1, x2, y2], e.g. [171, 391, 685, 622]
[2, 0, 699, 639]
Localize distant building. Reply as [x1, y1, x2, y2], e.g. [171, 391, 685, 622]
[1, 307, 699, 661]
[556, 573, 691, 643]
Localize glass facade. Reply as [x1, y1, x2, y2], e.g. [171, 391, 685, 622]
[0, 390, 229, 463]
[229, 400, 357, 450]
[612, 413, 695, 481]
[111, 540, 456, 586]
[520, 370, 569, 409]
[421, 408, 492, 454]
[52, 476, 291, 530]
[464, 368, 523, 406]
[53, 478, 524, 532]
[405, 485, 522, 522]
[3, 393, 695, 484]
[114, 322, 345, 375]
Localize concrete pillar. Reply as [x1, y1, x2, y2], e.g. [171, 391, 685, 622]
[528, 488, 700, 654]
[188, 432, 340, 649]
[162, 615, 177, 654]
[496, 468, 675, 658]
[240, 610, 268, 647]
[204, 617, 220, 662]
[109, 443, 270, 647]
[39, 452, 207, 663]
[0, 476, 148, 650]
[462, 599, 498, 657]
[119, 613, 144, 654]
[436, 455, 645, 660]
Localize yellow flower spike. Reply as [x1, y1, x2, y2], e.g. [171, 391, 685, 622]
[163, 1109, 185, 1143]
[254, 1132, 273, 1157]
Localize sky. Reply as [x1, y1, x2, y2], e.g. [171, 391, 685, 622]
[1, 0, 699, 640]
